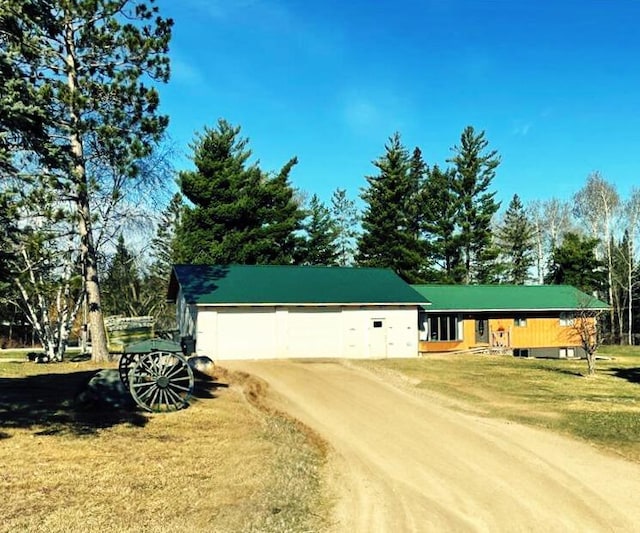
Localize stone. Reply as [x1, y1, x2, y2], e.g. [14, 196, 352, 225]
[188, 355, 216, 378]
[75, 369, 134, 410]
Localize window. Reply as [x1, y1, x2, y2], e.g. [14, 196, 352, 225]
[373, 320, 383, 328]
[559, 347, 575, 358]
[560, 312, 574, 326]
[514, 317, 527, 327]
[426, 314, 460, 341]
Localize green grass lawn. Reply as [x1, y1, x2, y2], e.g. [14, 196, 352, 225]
[0, 347, 84, 360]
[358, 346, 640, 463]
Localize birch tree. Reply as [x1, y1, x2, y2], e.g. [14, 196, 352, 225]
[527, 198, 573, 284]
[573, 172, 620, 341]
[619, 189, 640, 344]
[0, 0, 172, 361]
[9, 191, 84, 361]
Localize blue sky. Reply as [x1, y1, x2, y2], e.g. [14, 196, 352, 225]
[155, 0, 640, 210]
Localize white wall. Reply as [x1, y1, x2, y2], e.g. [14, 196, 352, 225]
[181, 302, 419, 360]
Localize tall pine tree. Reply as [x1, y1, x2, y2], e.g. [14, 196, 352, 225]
[0, 190, 19, 293]
[419, 164, 462, 282]
[298, 194, 339, 265]
[496, 194, 535, 284]
[448, 126, 501, 284]
[175, 119, 304, 265]
[0, 0, 173, 361]
[356, 133, 424, 282]
[330, 188, 359, 266]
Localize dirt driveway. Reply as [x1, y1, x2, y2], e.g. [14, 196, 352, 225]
[224, 359, 640, 532]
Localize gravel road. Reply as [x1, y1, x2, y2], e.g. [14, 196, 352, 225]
[224, 359, 640, 532]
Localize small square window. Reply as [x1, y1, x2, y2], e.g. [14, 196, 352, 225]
[560, 313, 574, 326]
[373, 320, 383, 328]
[514, 317, 527, 327]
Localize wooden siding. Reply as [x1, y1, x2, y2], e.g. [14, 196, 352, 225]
[420, 312, 591, 354]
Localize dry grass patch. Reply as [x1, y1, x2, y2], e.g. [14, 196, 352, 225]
[357, 348, 640, 463]
[0, 361, 329, 533]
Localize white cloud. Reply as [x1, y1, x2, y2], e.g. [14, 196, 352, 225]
[344, 97, 381, 131]
[184, 0, 260, 21]
[512, 121, 532, 136]
[341, 87, 412, 139]
[170, 53, 206, 87]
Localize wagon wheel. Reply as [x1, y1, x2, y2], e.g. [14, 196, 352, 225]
[118, 352, 139, 390]
[128, 351, 194, 412]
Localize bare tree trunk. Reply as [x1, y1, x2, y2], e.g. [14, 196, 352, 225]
[627, 256, 633, 346]
[586, 352, 596, 375]
[65, 16, 109, 362]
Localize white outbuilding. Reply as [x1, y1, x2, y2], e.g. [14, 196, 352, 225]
[167, 264, 429, 360]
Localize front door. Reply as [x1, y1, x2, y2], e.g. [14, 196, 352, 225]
[368, 318, 387, 358]
[475, 319, 489, 344]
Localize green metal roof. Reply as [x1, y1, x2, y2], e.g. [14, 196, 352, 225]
[411, 284, 609, 312]
[168, 265, 430, 306]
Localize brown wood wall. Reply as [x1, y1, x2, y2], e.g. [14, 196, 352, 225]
[420, 314, 591, 353]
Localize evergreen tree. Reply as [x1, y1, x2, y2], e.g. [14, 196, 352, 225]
[496, 194, 535, 284]
[175, 119, 304, 265]
[0, 191, 19, 293]
[448, 126, 501, 283]
[150, 193, 183, 273]
[420, 164, 462, 282]
[298, 195, 339, 265]
[251, 157, 304, 264]
[356, 133, 424, 282]
[330, 188, 359, 266]
[545, 232, 606, 293]
[407, 147, 427, 241]
[145, 193, 184, 329]
[101, 235, 143, 317]
[0, 0, 173, 361]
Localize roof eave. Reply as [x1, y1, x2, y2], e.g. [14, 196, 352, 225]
[421, 307, 610, 312]
[191, 301, 430, 307]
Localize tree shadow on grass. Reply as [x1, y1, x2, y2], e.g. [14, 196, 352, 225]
[610, 367, 640, 384]
[191, 370, 230, 401]
[0, 369, 149, 436]
[0, 365, 231, 438]
[537, 365, 585, 378]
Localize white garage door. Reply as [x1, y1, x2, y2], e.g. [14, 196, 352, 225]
[217, 308, 277, 359]
[287, 308, 342, 357]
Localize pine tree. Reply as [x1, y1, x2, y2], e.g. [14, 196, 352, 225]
[144, 193, 184, 329]
[356, 133, 425, 282]
[330, 188, 359, 266]
[0, 191, 19, 293]
[420, 164, 462, 282]
[298, 195, 339, 265]
[102, 235, 142, 317]
[496, 194, 535, 284]
[545, 232, 606, 293]
[448, 126, 501, 284]
[175, 119, 304, 265]
[0, 0, 173, 361]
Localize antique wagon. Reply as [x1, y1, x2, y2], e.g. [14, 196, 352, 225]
[105, 316, 195, 413]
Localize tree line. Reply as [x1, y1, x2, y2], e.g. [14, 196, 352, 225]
[1, 0, 638, 361]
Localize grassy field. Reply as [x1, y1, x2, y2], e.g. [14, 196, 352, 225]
[358, 345, 640, 463]
[0, 360, 330, 533]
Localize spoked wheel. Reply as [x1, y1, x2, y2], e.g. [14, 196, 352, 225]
[129, 351, 194, 412]
[118, 352, 139, 390]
